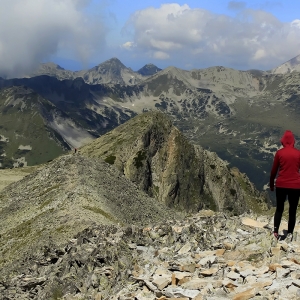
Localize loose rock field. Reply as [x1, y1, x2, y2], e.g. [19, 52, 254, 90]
[1, 210, 300, 299]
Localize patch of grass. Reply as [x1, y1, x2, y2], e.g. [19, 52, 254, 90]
[247, 196, 270, 214]
[104, 155, 116, 165]
[55, 225, 70, 233]
[50, 286, 63, 300]
[236, 176, 249, 192]
[1, 213, 45, 261]
[83, 205, 117, 223]
[152, 185, 159, 197]
[38, 184, 60, 197]
[39, 198, 54, 209]
[12, 220, 32, 238]
[246, 252, 263, 262]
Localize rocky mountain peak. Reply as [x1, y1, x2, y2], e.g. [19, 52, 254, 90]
[272, 54, 300, 74]
[26, 62, 73, 80]
[76, 57, 144, 85]
[137, 63, 162, 76]
[98, 57, 126, 69]
[39, 62, 65, 71]
[80, 111, 269, 214]
[160, 66, 185, 75]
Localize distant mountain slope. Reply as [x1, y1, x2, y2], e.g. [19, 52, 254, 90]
[137, 63, 162, 76]
[3, 56, 300, 195]
[0, 86, 69, 168]
[0, 85, 96, 168]
[80, 111, 269, 214]
[0, 154, 179, 270]
[272, 54, 300, 74]
[76, 57, 145, 85]
[0, 75, 137, 142]
[27, 62, 74, 80]
[104, 66, 300, 193]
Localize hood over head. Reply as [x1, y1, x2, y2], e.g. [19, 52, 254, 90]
[281, 130, 295, 147]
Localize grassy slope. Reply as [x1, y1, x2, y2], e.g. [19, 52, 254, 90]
[0, 88, 66, 168]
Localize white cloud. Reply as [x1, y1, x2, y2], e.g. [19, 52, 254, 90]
[122, 41, 135, 50]
[291, 19, 300, 29]
[153, 51, 170, 60]
[123, 4, 300, 70]
[253, 49, 267, 60]
[0, 0, 106, 77]
[150, 40, 182, 51]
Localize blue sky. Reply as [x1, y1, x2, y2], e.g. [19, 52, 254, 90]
[1, 0, 300, 77]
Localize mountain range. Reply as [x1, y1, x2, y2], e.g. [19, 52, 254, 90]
[0, 105, 291, 300]
[0, 111, 269, 278]
[0, 55, 299, 299]
[25, 58, 161, 85]
[1, 55, 300, 194]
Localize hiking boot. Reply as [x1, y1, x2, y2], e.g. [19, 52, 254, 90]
[285, 233, 293, 243]
[273, 232, 279, 240]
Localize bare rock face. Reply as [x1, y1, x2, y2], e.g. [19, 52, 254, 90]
[198, 148, 269, 214]
[80, 111, 269, 214]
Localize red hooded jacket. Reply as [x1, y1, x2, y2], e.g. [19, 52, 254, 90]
[270, 130, 300, 189]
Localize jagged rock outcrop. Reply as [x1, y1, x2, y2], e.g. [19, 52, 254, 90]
[0, 154, 180, 272]
[80, 111, 269, 214]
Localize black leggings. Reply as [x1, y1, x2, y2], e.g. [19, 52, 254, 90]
[274, 187, 300, 234]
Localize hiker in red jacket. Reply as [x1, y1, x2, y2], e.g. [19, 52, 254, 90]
[270, 130, 300, 242]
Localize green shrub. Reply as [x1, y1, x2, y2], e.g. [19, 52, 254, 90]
[133, 150, 146, 168]
[105, 155, 116, 165]
[230, 188, 236, 196]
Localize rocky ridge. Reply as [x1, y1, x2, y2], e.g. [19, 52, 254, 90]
[80, 112, 269, 214]
[27, 58, 147, 86]
[0, 154, 180, 272]
[2, 210, 300, 299]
